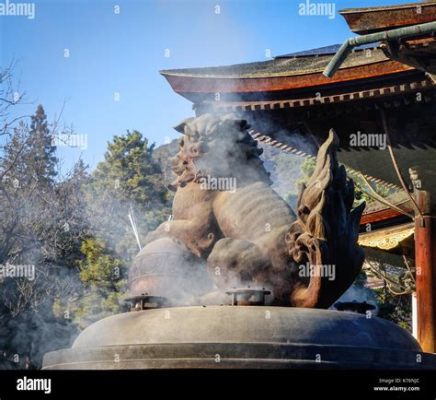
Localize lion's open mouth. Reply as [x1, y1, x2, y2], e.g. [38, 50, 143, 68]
[169, 159, 202, 190]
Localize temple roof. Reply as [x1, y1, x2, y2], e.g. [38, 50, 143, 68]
[340, 0, 436, 34]
[160, 46, 421, 105]
[161, 46, 387, 79]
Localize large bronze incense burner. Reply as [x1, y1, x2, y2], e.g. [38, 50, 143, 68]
[43, 114, 436, 370]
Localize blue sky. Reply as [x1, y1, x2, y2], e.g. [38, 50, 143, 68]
[0, 0, 412, 172]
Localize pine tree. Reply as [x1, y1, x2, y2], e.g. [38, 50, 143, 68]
[86, 130, 171, 260]
[27, 105, 58, 186]
[3, 105, 58, 189]
[53, 237, 126, 329]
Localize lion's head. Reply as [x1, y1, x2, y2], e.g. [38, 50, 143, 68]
[169, 114, 271, 191]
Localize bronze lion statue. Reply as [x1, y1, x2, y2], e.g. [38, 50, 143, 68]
[129, 114, 365, 308]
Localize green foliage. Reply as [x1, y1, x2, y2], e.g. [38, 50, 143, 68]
[85, 130, 171, 260]
[296, 157, 395, 209]
[352, 174, 392, 206]
[93, 130, 168, 205]
[373, 287, 412, 331]
[78, 238, 124, 287]
[61, 237, 127, 329]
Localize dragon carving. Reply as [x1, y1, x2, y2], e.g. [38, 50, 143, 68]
[131, 114, 365, 308]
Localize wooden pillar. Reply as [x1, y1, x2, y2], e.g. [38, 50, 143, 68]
[415, 214, 435, 352]
[413, 182, 436, 352]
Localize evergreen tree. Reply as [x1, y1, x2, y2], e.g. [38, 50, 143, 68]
[54, 237, 126, 329]
[27, 105, 58, 186]
[86, 130, 171, 260]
